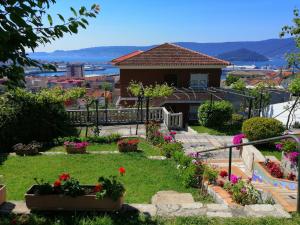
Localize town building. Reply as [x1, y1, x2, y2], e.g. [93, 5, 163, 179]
[66, 63, 85, 77]
[112, 43, 230, 123]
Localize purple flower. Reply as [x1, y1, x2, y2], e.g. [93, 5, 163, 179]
[230, 174, 238, 184]
[275, 143, 283, 151]
[241, 187, 247, 194]
[287, 152, 300, 164]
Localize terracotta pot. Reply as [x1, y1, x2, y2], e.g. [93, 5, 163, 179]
[65, 146, 87, 154]
[25, 185, 124, 211]
[0, 185, 6, 206]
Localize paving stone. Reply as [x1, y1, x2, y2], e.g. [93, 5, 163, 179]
[147, 156, 167, 160]
[244, 204, 291, 218]
[151, 191, 195, 205]
[207, 204, 229, 212]
[156, 203, 206, 217]
[127, 204, 157, 216]
[0, 201, 29, 214]
[206, 211, 233, 218]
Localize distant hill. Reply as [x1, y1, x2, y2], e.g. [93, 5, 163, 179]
[217, 48, 269, 62]
[29, 38, 297, 62]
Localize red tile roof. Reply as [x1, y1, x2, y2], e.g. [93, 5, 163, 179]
[114, 43, 230, 67]
[111, 50, 144, 64]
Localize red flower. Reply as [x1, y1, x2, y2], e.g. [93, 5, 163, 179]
[119, 167, 126, 176]
[219, 170, 228, 178]
[54, 180, 61, 187]
[94, 183, 103, 192]
[59, 173, 70, 181]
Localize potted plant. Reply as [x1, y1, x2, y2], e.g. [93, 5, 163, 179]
[64, 141, 88, 154]
[0, 175, 6, 206]
[117, 139, 139, 152]
[25, 172, 125, 211]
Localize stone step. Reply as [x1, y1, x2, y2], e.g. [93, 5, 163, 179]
[151, 191, 195, 205]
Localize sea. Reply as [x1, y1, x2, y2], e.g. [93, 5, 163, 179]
[27, 57, 287, 80]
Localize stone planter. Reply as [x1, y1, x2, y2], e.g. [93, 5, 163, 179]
[0, 185, 6, 206]
[65, 146, 87, 154]
[25, 185, 124, 211]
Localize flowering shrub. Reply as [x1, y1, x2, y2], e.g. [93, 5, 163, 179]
[265, 161, 283, 178]
[230, 174, 239, 184]
[203, 165, 218, 184]
[219, 170, 228, 178]
[64, 141, 88, 154]
[95, 176, 125, 201]
[275, 139, 297, 153]
[286, 151, 300, 165]
[117, 139, 139, 152]
[146, 121, 164, 145]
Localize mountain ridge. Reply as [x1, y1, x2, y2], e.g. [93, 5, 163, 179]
[29, 38, 297, 62]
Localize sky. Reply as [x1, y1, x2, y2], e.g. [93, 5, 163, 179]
[36, 0, 300, 52]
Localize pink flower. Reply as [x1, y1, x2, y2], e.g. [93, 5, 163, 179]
[275, 143, 283, 151]
[232, 134, 245, 145]
[170, 131, 177, 136]
[230, 174, 238, 184]
[164, 135, 172, 142]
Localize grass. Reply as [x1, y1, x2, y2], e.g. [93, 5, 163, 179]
[190, 124, 241, 136]
[0, 153, 203, 203]
[1, 213, 300, 225]
[256, 145, 282, 160]
[48, 138, 161, 156]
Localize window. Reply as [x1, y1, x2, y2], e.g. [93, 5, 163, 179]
[190, 74, 208, 89]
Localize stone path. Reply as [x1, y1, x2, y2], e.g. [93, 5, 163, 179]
[176, 127, 239, 160]
[0, 191, 291, 218]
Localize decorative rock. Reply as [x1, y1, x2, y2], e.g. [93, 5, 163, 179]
[147, 156, 167, 160]
[151, 191, 195, 205]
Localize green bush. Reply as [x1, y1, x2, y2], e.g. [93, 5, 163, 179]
[198, 101, 233, 128]
[242, 117, 285, 141]
[173, 151, 192, 168]
[160, 142, 183, 158]
[0, 89, 76, 151]
[56, 133, 121, 145]
[231, 113, 244, 129]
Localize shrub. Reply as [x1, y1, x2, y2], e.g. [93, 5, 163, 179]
[86, 133, 121, 144]
[181, 162, 205, 188]
[242, 117, 284, 141]
[173, 151, 192, 168]
[231, 113, 244, 129]
[198, 101, 233, 128]
[117, 139, 139, 152]
[275, 139, 297, 153]
[231, 180, 261, 205]
[160, 142, 183, 158]
[0, 89, 76, 151]
[146, 121, 165, 145]
[203, 165, 218, 184]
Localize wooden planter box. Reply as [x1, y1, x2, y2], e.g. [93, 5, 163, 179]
[25, 185, 124, 211]
[65, 146, 87, 154]
[0, 185, 6, 206]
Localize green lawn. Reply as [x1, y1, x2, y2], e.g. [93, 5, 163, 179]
[0, 153, 201, 203]
[48, 138, 161, 156]
[190, 125, 241, 136]
[257, 146, 282, 160]
[1, 213, 300, 225]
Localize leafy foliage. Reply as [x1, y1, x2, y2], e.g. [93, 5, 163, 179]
[128, 81, 173, 98]
[0, 88, 78, 151]
[198, 101, 233, 128]
[231, 79, 246, 91]
[225, 74, 240, 86]
[242, 117, 285, 141]
[289, 77, 300, 95]
[96, 176, 125, 201]
[160, 142, 184, 158]
[0, 0, 100, 88]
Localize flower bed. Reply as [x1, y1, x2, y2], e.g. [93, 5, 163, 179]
[64, 141, 88, 154]
[117, 139, 139, 152]
[0, 185, 6, 206]
[253, 162, 297, 190]
[26, 172, 125, 211]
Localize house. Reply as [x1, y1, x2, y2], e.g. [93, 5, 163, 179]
[112, 43, 230, 123]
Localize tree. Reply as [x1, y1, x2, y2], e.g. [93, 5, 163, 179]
[231, 79, 246, 91]
[285, 77, 300, 128]
[99, 82, 112, 124]
[128, 81, 173, 135]
[225, 74, 240, 86]
[280, 8, 300, 69]
[0, 0, 100, 88]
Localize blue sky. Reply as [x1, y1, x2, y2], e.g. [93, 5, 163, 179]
[37, 0, 300, 52]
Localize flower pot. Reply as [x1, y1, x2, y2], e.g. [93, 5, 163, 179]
[25, 185, 124, 211]
[65, 146, 87, 154]
[0, 185, 6, 206]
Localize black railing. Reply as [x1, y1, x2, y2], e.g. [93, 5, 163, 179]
[195, 134, 300, 212]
